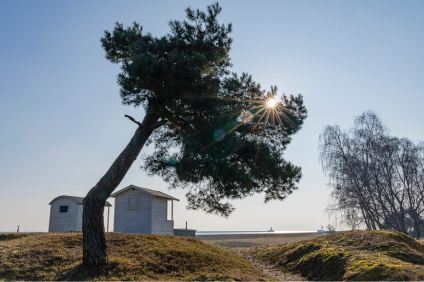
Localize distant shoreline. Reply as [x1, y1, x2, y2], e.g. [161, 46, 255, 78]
[196, 230, 316, 235]
[197, 231, 320, 240]
[0, 230, 322, 241]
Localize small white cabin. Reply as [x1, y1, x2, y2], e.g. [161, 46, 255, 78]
[48, 195, 112, 232]
[111, 185, 179, 235]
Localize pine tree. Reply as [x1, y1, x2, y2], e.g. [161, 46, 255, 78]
[82, 3, 307, 266]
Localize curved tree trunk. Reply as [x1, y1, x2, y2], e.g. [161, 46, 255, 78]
[82, 110, 159, 266]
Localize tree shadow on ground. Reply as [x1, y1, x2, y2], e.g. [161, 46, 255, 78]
[57, 262, 121, 281]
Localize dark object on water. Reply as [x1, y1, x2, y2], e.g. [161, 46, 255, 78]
[317, 226, 325, 233]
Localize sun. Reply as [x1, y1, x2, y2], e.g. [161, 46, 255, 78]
[266, 97, 278, 109]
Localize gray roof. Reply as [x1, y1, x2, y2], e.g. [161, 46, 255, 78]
[111, 185, 179, 201]
[49, 195, 112, 207]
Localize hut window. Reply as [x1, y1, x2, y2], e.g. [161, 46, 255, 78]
[128, 197, 138, 210]
[59, 205, 69, 213]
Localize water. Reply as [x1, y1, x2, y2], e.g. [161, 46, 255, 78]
[196, 230, 317, 236]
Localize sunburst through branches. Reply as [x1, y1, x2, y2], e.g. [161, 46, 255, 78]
[212, 88, 291, 143]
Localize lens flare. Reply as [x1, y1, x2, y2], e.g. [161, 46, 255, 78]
[207, 93, 292, 148]
[266, 97, 278, 109]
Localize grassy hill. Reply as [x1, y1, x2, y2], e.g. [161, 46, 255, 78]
[251, 230, 424, 281]
[0, 233, 267, 281]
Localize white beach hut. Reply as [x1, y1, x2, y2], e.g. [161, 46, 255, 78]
[111, 185, 179, 235]
[48, 195, 112, 232]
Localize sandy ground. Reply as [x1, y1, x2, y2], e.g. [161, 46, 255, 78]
[198, 232, 324, 248]
[199, 232, 324, 281]
[233, 248, 305, 281]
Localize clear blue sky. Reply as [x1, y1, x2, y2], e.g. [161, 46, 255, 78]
[1, 0, 423, 232]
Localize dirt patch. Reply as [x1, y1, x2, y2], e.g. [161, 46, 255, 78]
[235, 248, 304, 281]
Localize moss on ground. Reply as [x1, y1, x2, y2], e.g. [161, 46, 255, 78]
[251, 230, 424, 281]
[0, 233, 267, 281]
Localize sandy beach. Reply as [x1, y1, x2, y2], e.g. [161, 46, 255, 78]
[198, 232, 325, 248]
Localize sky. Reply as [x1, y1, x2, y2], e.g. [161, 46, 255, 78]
[0, 0, 423, 232]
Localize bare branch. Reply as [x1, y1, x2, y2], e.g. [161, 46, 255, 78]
[124, 114, 142, 126]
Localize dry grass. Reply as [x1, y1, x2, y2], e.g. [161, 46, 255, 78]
[0, 232, 268, 281]
[251, 230, 424, 281]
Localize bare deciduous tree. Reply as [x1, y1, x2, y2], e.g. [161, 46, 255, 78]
[320, 112, 424, 238]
